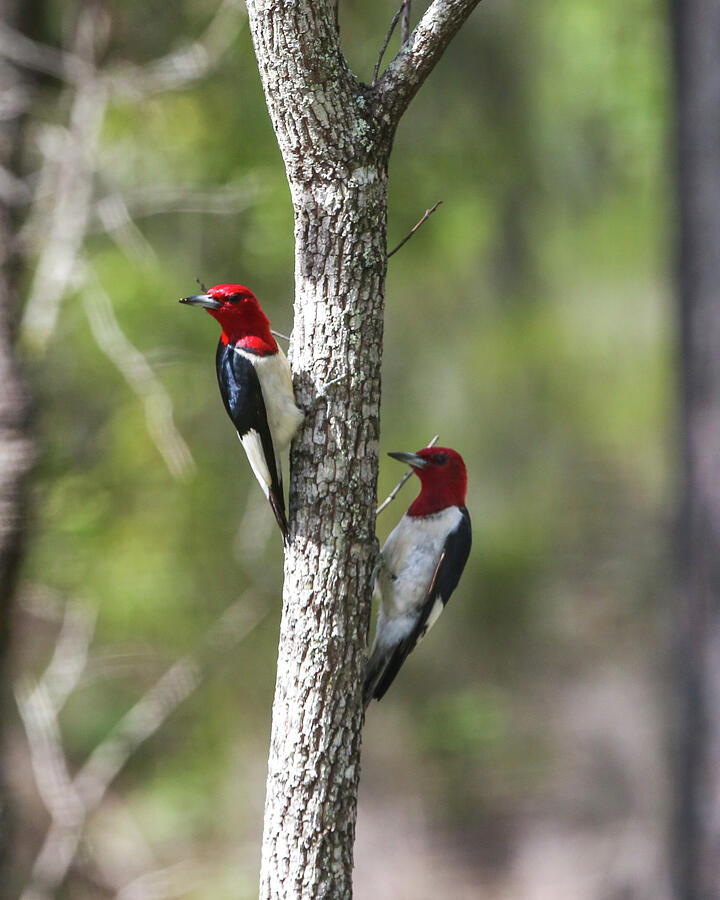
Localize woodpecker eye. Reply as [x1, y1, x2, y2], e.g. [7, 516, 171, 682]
[226, 293, 243, 305]
[433, 453, 448, 465]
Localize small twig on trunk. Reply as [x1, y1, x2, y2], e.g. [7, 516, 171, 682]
[270, 329, 290, 341]
[372, 3, 407, 86]
[401, 1, 412, 44]
[376, 434, 439, 515]
[387, 200, 442, 258]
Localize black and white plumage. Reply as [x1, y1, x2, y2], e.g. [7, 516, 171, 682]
[180, 283, 303, 540]
[364, 447, 471, 707]
[216, 341, 302, 536]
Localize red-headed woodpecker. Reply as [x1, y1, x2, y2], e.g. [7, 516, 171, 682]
[364, 446, 471, 706]
[180, 283, 304, 540]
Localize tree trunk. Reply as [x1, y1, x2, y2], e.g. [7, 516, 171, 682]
[248, 9, 389, 898]
[0, 0, 34, 884]
[244, 1, 482, 896]
[672, 0, 720, 897]
[260, 173, 388, 899]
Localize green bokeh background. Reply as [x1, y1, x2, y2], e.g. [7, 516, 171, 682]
[13, 0, 673, 896]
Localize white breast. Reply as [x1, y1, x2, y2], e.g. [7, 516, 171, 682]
[373, 506, 462, 648]
[233, 345, 304, 452]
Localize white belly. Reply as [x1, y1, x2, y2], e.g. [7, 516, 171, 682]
[373, 507, 462, 648]
[233, 345, 304, 451]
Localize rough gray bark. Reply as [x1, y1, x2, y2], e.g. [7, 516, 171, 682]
[243, 1, 481, 897]
[0, 0, 34, 885]
[672, 0, 720, 897]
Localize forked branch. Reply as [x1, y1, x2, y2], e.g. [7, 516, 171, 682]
[376, 0, 483, 123]
[372, 1, 411, 86]
[401, 1, 412, 44]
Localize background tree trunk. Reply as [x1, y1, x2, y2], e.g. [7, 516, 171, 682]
[244, 1, 481, 896]
[672, 0, 720, 897]
[0, 0, 34, 885]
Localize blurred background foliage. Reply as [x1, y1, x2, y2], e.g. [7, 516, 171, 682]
[10, 0, 672, 896]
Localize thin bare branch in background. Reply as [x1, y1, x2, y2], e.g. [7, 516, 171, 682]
[376, 434, 439, 515]
[18, 596, 266, 900]
[116, 860, 212, 900]
[0, 20, 91, 85]
[10, 0, 247, 351]
[82, 277, 195, 480]
[18, 6, 107, 350]
[387, 200, 442, 258]
[0, 0, 245, 96]
[17, 583, 70, 622]
[86, 801, 159, 892]
[4, 0, 253, 493]
[372, 3, 406, 86]
[107, 0, 246, 100]
[40, 599, 97, 713]
[14, 680, 84, 831]
[234, 486, 276, 568]
[93, 194, 158, 266]
[401, 0, 412, 44]
[2, 2, 264, 894]
[90, 180, 260, 225]
[0, 163, 31, 205]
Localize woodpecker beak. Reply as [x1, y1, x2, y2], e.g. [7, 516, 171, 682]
[179, 293, 222, 310]
[388, 451, 428, 469]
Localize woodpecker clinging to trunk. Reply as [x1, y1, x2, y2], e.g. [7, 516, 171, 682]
[180, 283, 304, 540]
[364, 446, 471, 707]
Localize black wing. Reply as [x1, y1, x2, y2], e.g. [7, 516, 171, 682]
[368, 507, 471, 703]
[216, 341, 288, 539]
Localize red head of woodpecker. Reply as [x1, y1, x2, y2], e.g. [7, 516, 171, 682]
[180, 283, 304, 540]
[364, 446, 471, 707]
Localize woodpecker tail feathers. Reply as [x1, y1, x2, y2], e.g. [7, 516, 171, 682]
[268, 485, 289, 543]
[363, 636, 418, 709]
[363, 645, 390, 709]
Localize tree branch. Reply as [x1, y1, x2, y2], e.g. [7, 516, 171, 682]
[0, 0, 245, 96]
[19, 596, 265, 900]
[19, 7, 107, 351]
[106, 0, 246, 100]
[243, 0, 484, 894]
[82, 274, 195, 481]
[116, 860, 211, 900]
[375, 0, 482, 124]
[372, 3, 406, 87]
[90, 180, 259, 226]
[401, 1, 412, 44]
[0, 21, 91, 86]
[41, 599, 97, 714]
